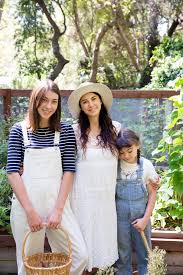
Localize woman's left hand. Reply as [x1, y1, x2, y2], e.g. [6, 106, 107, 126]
[46, 208, 62, 229]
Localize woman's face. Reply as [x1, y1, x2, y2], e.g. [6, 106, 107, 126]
[37, 90, 59, 124]
[80, 92, 102, 118]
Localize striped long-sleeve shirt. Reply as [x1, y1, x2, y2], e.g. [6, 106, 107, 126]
[7, 122, 76, 173]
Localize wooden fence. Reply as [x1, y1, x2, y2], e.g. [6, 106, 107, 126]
[0, 88, 180, 119]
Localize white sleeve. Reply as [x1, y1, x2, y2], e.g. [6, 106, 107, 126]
[72, 123, 81, 145]
[143, 158, 159, 185]
[112, 121, 121, 135]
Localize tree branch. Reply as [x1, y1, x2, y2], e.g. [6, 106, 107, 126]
[90, 21, 115, 82]
[34, 0, 69, 80]
[168, 18, 179, 37]
[115, 20, 140, 72]
[72, 0, 90, 57]
[114, 5, 140, 72]
[54, 0, 67, 35]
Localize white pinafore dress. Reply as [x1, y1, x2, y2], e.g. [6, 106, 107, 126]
[70, 121, 121, 271]
[10, 121, 88, 275]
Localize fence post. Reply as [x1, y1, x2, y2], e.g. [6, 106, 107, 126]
[3, 89, 11, 119]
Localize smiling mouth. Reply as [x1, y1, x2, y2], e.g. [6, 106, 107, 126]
[88, 108, 97, 112]
[42, 111, 52, 115]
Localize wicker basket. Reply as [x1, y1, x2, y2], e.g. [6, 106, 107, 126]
[22, 227, 72, 275]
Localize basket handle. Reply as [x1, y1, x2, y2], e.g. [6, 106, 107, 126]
[22, 226, 72, 261]
[140, 231, 152, 255]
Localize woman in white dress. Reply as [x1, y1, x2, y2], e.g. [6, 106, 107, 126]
[68, 82, 121, 274]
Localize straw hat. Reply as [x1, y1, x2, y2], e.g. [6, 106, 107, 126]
[68, 82, 113, 118]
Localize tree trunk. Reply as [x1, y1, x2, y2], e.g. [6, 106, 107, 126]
[34, 0, 69, 80]
[90, 21, 115, 82]
[72, 0, 90, 58]
[168, 18, 179, 37]
[139, 0, 160, 87]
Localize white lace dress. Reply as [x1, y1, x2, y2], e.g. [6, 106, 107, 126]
[70, 121, 121, 271]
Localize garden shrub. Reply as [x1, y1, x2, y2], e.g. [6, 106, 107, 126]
[152, 78, 183, 229]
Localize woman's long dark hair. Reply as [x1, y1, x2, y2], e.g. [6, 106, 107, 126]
[78, 93, 118, 155]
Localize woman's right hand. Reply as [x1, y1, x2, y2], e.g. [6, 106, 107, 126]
[26, 208, 44, 232]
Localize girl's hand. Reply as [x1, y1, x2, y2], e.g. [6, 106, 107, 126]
[132, 218, 148, 232]
[148, 176, 161, 190]
[26, 208, 44, 232]
[46, 208, 62, 230]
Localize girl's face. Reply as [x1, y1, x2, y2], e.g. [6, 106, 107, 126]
[37, 90, 59, 125]
[119, 144, 139, 164]
[80, 92, 102, 118]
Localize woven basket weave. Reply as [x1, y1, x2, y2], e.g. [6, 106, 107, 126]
[22, 227, 72, 275]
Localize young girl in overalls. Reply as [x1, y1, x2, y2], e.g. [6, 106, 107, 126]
[7, 79, 88, 275]
[115, 129, 159, 275]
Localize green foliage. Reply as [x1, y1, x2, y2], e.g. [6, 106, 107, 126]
[146, 36, 183, 228]
[14, 0, 58, 79]
[78, 60, 139, 89]
[150, 36, 183, 62]
[153, 85, 183, 195]
[149, 57, 183, 88]
[0, 118, 22, 232]
[102, 62, 139, 89]
[153, 176, 183, 229]
[0, 169, 12, 232]
[152, 78, 183, 228]
[139, 98, 165, 160]
[0, 117, 23, 169]
[148, 35, 183, 88]
[0, 119, 10, 169]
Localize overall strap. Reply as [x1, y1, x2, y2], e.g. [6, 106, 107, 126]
[21, 121, 30, 147]
[54, 131, 60, 145]
[117, 160, 121, 180]
[136, 157, 144, 181]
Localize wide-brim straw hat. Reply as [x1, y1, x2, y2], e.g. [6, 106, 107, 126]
[68, 82, 113, 118]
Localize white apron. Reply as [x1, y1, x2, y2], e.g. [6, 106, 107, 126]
[71, 142, 118, 271]
[10, 122, 88, 275]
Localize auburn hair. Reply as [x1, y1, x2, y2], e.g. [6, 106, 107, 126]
[27, 79, 61, 131]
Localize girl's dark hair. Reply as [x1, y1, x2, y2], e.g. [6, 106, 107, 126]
[116, 128, 141, 164]
[27, 79, 61, 131]
[78, 92, 117, 155]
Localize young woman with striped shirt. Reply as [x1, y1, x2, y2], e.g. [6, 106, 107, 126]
[7, 79, 88, 275]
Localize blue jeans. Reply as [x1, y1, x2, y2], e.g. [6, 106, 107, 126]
[115, 219, 151, 275]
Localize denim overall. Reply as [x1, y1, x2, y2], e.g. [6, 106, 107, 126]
[115, 158, 151, 275]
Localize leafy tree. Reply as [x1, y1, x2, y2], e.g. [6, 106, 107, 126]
[12, 0, 183, 86]
[14, 0, 68, 80]
[147, 35, 183, 88]
[70, 0, 183, 86]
